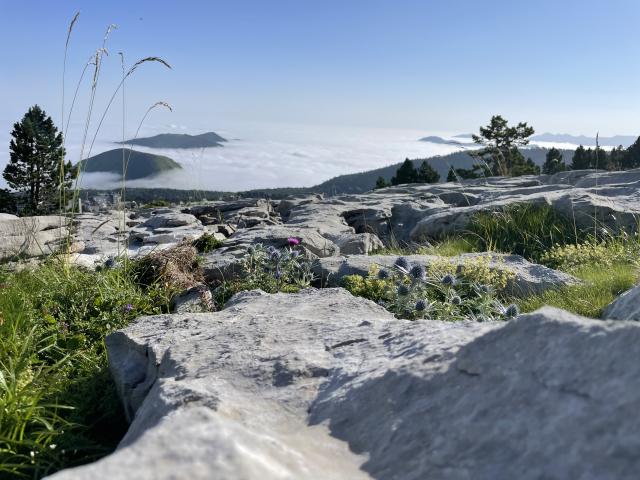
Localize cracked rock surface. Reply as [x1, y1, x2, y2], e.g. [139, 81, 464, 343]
[47, 288, 640, 479]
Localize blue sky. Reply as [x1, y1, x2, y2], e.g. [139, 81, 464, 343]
[1, 0, 640, 137]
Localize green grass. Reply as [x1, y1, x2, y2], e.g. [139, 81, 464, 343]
[373, 236, 476, 257]
[467, 203, 583, 262]
[518, 263, 639, 318]
[0, 261, 173, 478]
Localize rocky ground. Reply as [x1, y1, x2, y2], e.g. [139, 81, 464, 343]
[3, 168, 640, 478]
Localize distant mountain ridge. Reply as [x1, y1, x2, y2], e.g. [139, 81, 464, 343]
[79, 148, 182, 180]
[447, 132, 636, 148]
[119, 132, 227, 149]
[530, 133, 637, 147]
[312, 147, 575, 195]
[418, 136, 468, 146]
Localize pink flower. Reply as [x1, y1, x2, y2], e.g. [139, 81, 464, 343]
[287, 237, 301, 246]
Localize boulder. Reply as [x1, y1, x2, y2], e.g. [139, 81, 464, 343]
[0, 215, 70, 260]
[171, 283, 214, 313]
[602, 284, 640, 321]
[47, 291, 640, 479]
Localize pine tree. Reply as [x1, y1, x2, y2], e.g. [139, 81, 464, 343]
[622, 137, 640, 169]
[415, 160, 440, 183]
[374, 176, 389, 189]
[542, 147, 566, 174]
[391, 159, 418, 185]
[571, 145, 590, 170]
[609, 145, 625, 171]
[446, 167, 457, 182]
[4, 105, 75, 214]
[470, 115, 535, 177]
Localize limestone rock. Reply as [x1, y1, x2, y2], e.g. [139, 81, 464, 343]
[0, 215, 69, 260]
[171, 283, 214, 313]
[47, 291, 640, 479]
[602, 284, 640, 321]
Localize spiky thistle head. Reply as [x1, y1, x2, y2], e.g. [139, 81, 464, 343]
[394, 256, 411, 272]
[397, 284, 410, 296]
[409, 264, 426, 281]
[377, 268, 390, 280]
[441, 273, 456, 286]
[415, 299, 427, 312]
[451, 295, 462, 306]
[504, 304, 520, 318]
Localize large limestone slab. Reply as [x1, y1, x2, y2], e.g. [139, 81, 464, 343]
[0, 215, 69, 260]
[48, 289, 640, 479]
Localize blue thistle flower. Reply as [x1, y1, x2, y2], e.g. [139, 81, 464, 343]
[505, 304, 520, 318]
[397, 284, 410, 296]
[377, 268, 390, 280]
[415, 299, 427, 311]
[104, 257, 116, 269]
[441, 273, 456, 286]
[409, 264, 426, 281]
[394, 256, 411, 272]
[270, 249, 282, 261]
[451, 295, 462, 306]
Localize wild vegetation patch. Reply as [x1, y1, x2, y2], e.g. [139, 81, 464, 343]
[213, 242, 315, 306]
[0, 261, 174, 478]
[342, 255, 517, 321]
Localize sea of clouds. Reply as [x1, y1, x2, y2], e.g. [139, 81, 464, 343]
[0, 119, 595, 192]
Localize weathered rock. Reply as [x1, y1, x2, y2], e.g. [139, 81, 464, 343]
[47, 290, 640, 479]
[0, 215, 70, 260]
[313, 253, 579, 296]
[602, 284, 640, 321]
[332, 232, 384, 255]
[171, 283, 214, 313]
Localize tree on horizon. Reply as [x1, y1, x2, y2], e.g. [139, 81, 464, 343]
[4, 105, 75, 214]
[468, 115, 537, 177]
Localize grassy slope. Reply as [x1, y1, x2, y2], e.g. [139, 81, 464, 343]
[78, 148, 182, 180]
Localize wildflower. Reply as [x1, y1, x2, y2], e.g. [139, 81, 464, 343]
[397, 284, 410, 296]
[409, 264, 426, 281]
[123, 303, 133, 313]
[441, 274, 456, 286]
[504, 304, 520, 318]
[287, 237, 301, 246]
[394, 256, 411, 272]
[270, 249, 282, 261]
[291, 250, 300, 258]
[415, 299, 427, 311]
[377, 268, 390, 280]
[451, 295, 462, 306]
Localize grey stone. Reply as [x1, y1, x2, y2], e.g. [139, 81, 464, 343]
[0, 215, 70, 260]
[602, 284, 640, 321]
[171, 283, 214, 313]
[47, 290, 640, 480]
